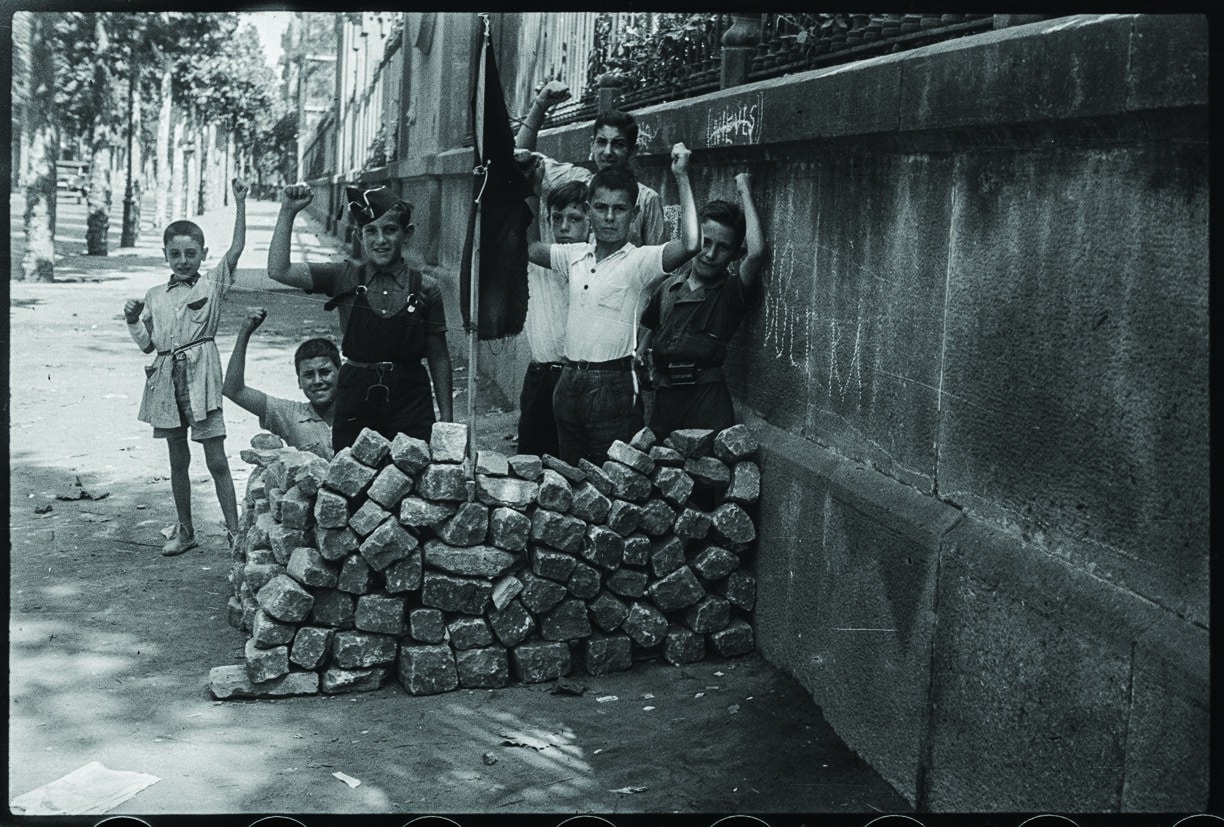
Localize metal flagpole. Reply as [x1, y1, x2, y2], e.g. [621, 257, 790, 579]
[467, 14, 490, 473]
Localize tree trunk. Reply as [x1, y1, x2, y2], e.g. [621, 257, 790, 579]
[20, 12, 56, 282]
[196, 121, 211, 215]
[171, 117, 185, 219]
[155, 67, 172, 230]
[121, 50, 142, 247]
[85, 17, 114, 256]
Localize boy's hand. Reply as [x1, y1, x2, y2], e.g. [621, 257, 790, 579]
[671, 142, 692, 177]
[734, 172, 753, 193]
[534, 80, 571, 110]
[231, 177, 250, 201]
[124, 299, 144, 324]
[280, 184, 313, 212]
[242, 307, 268, 333]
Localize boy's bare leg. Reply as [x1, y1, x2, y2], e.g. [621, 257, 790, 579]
[164, 433, 198, 555]
[202, 436, 240, 537]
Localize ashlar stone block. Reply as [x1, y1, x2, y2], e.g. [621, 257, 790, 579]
[566, 560, 602, 600]
[685, 456, 731, 488]
[602, 461, 651, 503]
[709, 618, 755, 657]
[629, 426, 657, 452]
[651, 535, 687, 578]
[489, 506, 531, 551]
[713, 424, 759, 463]
[415, 464, 468, 501]
[350, 428, 392, 467]
[622, 533, 652, 566]
[245, 638, 289, 683]
[210, 664, 318, 699]
[337, 554, 374, 595]
[384, 549, 424, 593]
[324, 448, 378, 499]
[398, 643, 459, 695]
[423, 540, 519, 578]
[569, 481, 612, 523]
[488, 598, 535, 647]
[537, 468, 574, 512]
[648, 565, 705, 612]
[709, 502, 756, 546]
[310, 589, 355, 628]
[652, 466, 695, 507]
[456, 646, 511, 688]
[637, 498, 677, 536]
[279, 486, 313, 530]
[577, 459, 616, 498]
[725, 461, 761, 506]
[606, 566, 649, 599]
[321, 666, 389, 694]
[533, 546, 579, 582]
[721, 569, 757, 611]
[589, 591, 630, 632]
[583, 525, 625, 570]
[663, 625, 706, 665]
[251, 609, 297, 648]
[257, 574, 315, 623]
[519, 571, 568, 615]
[605, 500, 642, 536]
[331, 630, 398, 668]
[409, 607, 446, 644]
[476, 450, 510, 477]
[530, 508, 586, 553]
[511, 640, 571, 683]
[476, 474, 539, 509]
[584, 633, 634, 675]
[693, 543, 740, 581]
[623, 601, 668, 648]
[314, 488, 350, 529]
[430, 421, 469, 463]
[368, 465, 415, 509]
[318, 527, 359, 562]
[287, 546, 338, 589]
[508, 454, 543, 480]
[290, 626, 334, 670]
[268, 524, 307, 565]
[355, 594, 406, 636]
[447, 615, 495, 650]
[435, 501, 490, 547]
[607, 440, 655, 475]
[542, 454, 585, 483]
[684, 594, 731, 633]
[649, 445, 685, 466]
[399, 496, 457, 528]
[674, 507, 712, 541]
[359, 519, 418, 571]
[421, 571, 492, 615]
[390, 432, 432, 475]
[666, 428, 716, 458]
[541, 598, 592, 641]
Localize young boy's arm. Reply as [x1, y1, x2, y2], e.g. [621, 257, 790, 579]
[222, 307, 270, 419]
[124, 298, 154, 353]
[516, 81, 570, 153]
[735, 172, 766, 291]
[221, 178, 249, 273]
[267, 185, 317, 291]
[660, 143, 700, 275]
[425, 331, 454, 423]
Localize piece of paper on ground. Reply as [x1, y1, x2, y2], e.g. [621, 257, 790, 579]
[10, 761, 160, 815]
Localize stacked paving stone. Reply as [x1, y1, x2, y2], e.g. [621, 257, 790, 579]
[208, 422, 759, 699]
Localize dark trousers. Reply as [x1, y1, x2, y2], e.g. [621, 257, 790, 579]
[552, 365, 642, 466]
[332, 360, 435, 451]
[648, 382, 736, 439]
[517, 362, 563, 458]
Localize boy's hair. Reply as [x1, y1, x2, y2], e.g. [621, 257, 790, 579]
[163, 220, 205, 247]
[545, 180, 590, 214]
[588, 167, 639, 205]
[294, 338, 340, 373]
[593, 109, 639, 150]
[700, 199, 747, 247]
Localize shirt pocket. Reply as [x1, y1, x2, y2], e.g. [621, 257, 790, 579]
[596, 283, 629, 313]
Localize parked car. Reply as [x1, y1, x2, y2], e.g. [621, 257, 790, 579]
[55, 161, 89, 204]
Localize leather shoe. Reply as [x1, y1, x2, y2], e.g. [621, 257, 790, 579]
[161, 524, 198, 556]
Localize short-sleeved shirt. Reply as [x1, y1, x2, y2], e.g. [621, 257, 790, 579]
[641, 264, 760, 380]
[524, 263, 568, 362]
[550, 241, 670, 363]
[307, 259, 446, 358]
[536, 154, 667, 247]
[136, 259, 234, 428]
[260, 395, 333, 459]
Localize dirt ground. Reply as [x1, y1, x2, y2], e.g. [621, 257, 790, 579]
[7, 194, 912, 818]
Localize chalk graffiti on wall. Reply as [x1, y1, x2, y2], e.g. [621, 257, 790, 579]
[635, 120, 660, 152]
[827, 298, 865, 404]
[707, 93, 764, 147]
[762, 235, 812, 370]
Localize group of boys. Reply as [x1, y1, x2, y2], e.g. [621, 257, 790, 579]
[125, 81, 764, 555]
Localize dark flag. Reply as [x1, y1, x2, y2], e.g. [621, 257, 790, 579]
[459, 16, 533, 340]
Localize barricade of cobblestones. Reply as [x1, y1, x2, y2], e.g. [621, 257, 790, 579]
[210, 423, 759, 698]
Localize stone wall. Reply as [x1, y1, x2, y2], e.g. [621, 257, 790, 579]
[210, 423, 760, 699]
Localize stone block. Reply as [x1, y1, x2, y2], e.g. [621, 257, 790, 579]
[279, 486, 313, 530]
[421, 571, 493, 615]
[321, 666, 389, 694]
[251, 609, 297, 648]
[577, 459, 616, 497]
[355, 594, 406, 636]
[721, 569, 756, 611]
[651, 535, 687, 578]
[243, 562, 284, 595]
[533, 547, 579, 582]
[476, 450, 510, 477]
[666, 428, 716, 458]
[415, 463, 468, 501]
[227, 596, 244, 630]
[709, 618, 754, 657]
[542, 454, 585, 483]
[488, 598, 535, 647]
[456, 647, 511, 688]
[606, 567, 649, 599]
[583, 525, 625, 570]
[684, 595, 731, 633]
[476, 474, 539, 509]
[693, 544, 740, 581]
[350, 427, 392, 467]
[424, 540, 519, 578]
[648, 565, 705, 612]
[210, 664, 318, 699]
[725, 461, 761, 505]
[589, 591, 630, 632]
[629, 426, 657, 452]
[649, 445, 685, 466]
[530, 508, 587, 553]
[240, 447, 281, 468]
[257, 574, 315, 623]
[518, 571, 568, 615]
[324, 448, 378, 498]
[601, 461, 652, 503]
[245, 638, 290, 683]
[390, 432, 432, 474]
[267, 486, 286, 522]
[584, 633, 634, 675]
[605, 500, 642, 536]
[622, 534, 651, 566]
[537, 468, 574, 512]
[447, 615, 495, 649]
[349, 500, 392, 538]
[287, 546, 338, 589]
[607, 440, 655, 475]
[652, 466, 695, 507]
[409, 607, 447, 644]
[507, 454, 543, 480]
[430, 421, 469, 463]
[359, 519, 418, 571]
[248, 512, 276, 550]
[435, 501, 490, 546]
[541, 598, 592, 641]
[569, 481, 612, 523]
[252, 432, 286, 451]
[247, 548, 277, 567]
[492, 574, 524, 610]
[290, 626, 334, 670]
[685, 456, 731, 488]
[664, 624, 706, 665]
[317, 527, 359, 562]
[332, 630, 398, 668]
[710, 502, 756, 545]
[384, 549, 424, 593]
[268, 524, 307, 565]
[310, 589, 355, 628]
[637, 498, 676, 536]
[566, 560, 602, 600]
[713, 424, 759, 463]
[511, 640, 571, 683]
[337, 554, 374, 595]
[368, 465, 415, 509]
[399, 496, 457, 528]
[623, 601, 668, 648]
[314, 488, 350, 529]
[674, 507, 712, 540]
[489, 506, 531, 551]
[398, 643, 459, 695]
[293, 457, 331, 497]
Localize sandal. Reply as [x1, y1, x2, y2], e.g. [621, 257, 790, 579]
[161, 523, 198, 557]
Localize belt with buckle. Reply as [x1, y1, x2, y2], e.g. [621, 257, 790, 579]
[528, 361, 566, 373]
[345, 359, 399, 371]
[158, 337, 214, 361]
[563, 356, 633, 371]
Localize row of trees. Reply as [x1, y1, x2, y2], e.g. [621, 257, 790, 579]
[18, 11, 297, 281]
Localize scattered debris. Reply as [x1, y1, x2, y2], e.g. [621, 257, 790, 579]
[595, 695, 619, 703]
[34, 504, 52, 514]
[551, 676, 587, 696]
[482, 752, 498, 765]
[79, 513, 112, 523]
[642, 706, 656, 711]
[332, 771, 361, 788]
[9, 761, 159, 815]
[727, 704, 741, 715]
[610, 785, 648, 794]
[499, 732, 552, 751]
[56, 476, 109, 501]
[694, 692, 706, 699]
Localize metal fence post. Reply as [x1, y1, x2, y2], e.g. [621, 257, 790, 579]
[720, 13, 762, 89]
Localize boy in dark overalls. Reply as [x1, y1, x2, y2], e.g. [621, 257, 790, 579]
[267, 184, 453, 451]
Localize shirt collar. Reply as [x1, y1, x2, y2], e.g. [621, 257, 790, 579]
[166, 274, 200, 290]
[361, 259, 410, 285]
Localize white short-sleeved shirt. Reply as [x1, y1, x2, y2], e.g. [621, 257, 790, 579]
[550, 241, 670, 363]
[536, 155, 667, 247]
[524, 263, 568, 363]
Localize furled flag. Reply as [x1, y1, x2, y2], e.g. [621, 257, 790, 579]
[459, 15, 533, 340]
